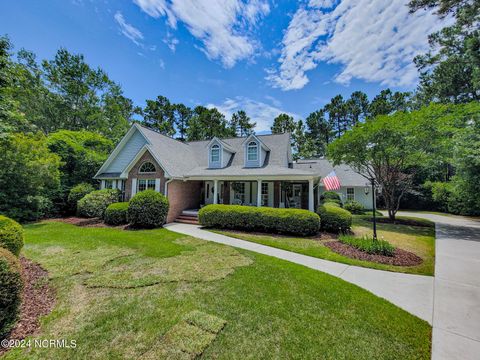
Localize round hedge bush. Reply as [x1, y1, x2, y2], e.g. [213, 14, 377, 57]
[316, 203, 352, 233]
[128, 190, 169, 228]
[67, 183, 95, 212]
[104, 202, 129, 225]
[0, 247, 23, 338]
[321, 191, 341, 201]
[199, 205, 320, 236]
[343, 200, 365, 214]
[0, 215, 24, 256]
[77, 189, 120, 218]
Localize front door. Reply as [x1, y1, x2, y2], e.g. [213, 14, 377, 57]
[205, 181, 214, 205]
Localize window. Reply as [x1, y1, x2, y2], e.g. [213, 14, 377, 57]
[211, 145, 220, 163]
[347, 187, 355, 201]
[139, 162, 156, 173]
[247, 141, 258, 161]
[138, 179, 156, 192]
[104, 180, 113, 189]
[232, 182, 245, 205]
[261, 182, 269, 206]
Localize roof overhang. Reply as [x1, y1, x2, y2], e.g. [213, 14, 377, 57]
[183, 175, 319, 181]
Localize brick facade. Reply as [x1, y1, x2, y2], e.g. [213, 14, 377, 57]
[166, 180, 203, 223]
[124, 151, 166, 200]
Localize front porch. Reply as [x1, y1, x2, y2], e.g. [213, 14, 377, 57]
[201, 179, 317, 212]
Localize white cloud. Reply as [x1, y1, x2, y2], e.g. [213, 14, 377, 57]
[114, 11, 144, 46]
[134, 0, 270, 67]
[163, 31, 179, 52]
[208, 96, 300, 133]
[267, 0, 449, 90]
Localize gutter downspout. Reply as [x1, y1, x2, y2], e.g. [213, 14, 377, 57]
[164, 178, 174, 197]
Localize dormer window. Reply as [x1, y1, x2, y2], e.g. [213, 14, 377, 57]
[139, 161, 156, 173]
[211, 144, 220, 163]
[247, 141, 258, 161]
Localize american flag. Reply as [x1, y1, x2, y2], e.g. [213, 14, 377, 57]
[322, 171, 341, 190]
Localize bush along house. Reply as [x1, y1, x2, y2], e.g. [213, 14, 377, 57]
[94, 124, 372, 223]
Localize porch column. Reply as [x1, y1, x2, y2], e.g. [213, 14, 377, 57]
[308, 179, 314, 212]
[257, 180, 262, 207]
[213, 179, 218, 204]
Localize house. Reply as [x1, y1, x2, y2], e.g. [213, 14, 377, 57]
[94, 124, 372, 223]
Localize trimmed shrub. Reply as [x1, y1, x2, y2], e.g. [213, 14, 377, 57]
[0, 247, 23, 338]
[105, 202, 129, 225]
[343, 200, 365, 214]
[67, 183, 95, 213]
[339, 235, 395, 256]
[316, 203, 352, 233]
[77, 189, 119, 218]
[0, 215, 24, 256]
[322, 191, 341, 201]
[199, 205, 320, 236]
[128, 190, 169, 228]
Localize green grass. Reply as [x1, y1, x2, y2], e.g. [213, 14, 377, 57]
[213, 215, 435, 276]
[4, 221, 431, 359]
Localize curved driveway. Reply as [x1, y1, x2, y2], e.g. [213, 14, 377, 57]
[167, 212, 480, 359]
[396, 212, 480, 360]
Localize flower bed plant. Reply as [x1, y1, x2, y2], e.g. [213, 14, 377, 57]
[338, 235, 395, 256]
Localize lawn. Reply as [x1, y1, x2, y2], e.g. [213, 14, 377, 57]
[3, 221, 431, 359]
[213, 216, 435, 276]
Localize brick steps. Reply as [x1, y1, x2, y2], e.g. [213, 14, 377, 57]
[175, 213, 199, 225]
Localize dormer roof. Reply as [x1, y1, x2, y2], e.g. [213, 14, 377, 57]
[242, 134, 270, 151]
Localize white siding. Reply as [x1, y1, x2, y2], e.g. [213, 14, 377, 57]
[105, 130, 147, 173]
[319, 186, 373, 209]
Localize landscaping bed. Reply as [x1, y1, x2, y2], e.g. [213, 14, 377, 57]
[325, 241, 423, 266]
[0, 257, 55, 355]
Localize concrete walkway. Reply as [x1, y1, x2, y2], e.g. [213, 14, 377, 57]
[395, 212, 480, 360]
[164, 222, 434, 324]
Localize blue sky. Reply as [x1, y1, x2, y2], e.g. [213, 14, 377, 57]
[0, 0, 445, 133]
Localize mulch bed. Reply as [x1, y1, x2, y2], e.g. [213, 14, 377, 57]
[0, 257, 56, 355]
[47, 217, 127, 229]
[324, 241, 423, 266]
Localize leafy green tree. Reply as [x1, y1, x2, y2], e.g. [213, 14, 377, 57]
[409, 0, 480, 103]
[368, 89, 412, 117]
[142, 95, 176, 136]
[229, 110, 255, 137]
[346, 91, 369, 125]
[0, 36, 32, 134]
[47, 130, 113, 190]
[305, 109, 331, 156]
[328, 112, 427, 220]
[41, 48, 132, 138]
[186, 106, 234, 141]
[173, 103, 192, 140]
[271, 113, 296, 134]
[292, 120, 317, 160]
[0, 133, 61, 221]
[324, 95, 348, 138]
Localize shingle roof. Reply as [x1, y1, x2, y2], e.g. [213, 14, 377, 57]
[293, 159, 368, 186]
[110, 125, 365, 184]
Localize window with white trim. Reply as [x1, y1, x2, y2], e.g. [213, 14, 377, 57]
[139, 162, 156, 173]
[104, 180, 113, 189]
[138, 179, 156, 192]
[210, 144, 220, 163]
[346, 187, 355, 201]
[247, 141, 258, 161]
